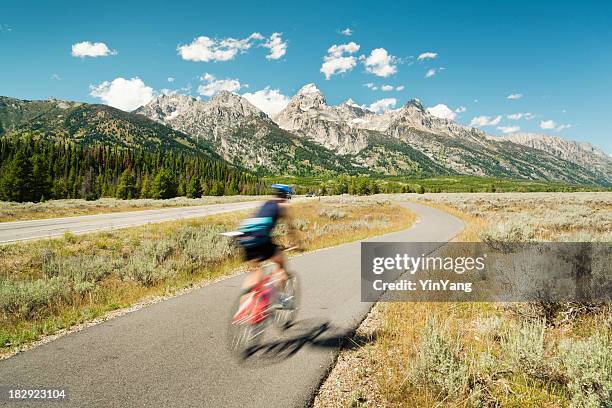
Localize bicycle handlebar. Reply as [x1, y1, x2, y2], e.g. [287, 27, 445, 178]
[282, 245, 300, 252]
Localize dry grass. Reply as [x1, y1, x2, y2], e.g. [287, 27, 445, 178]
[0, 197, 414, 357]
[0, 196, 262, 223]
[316, 192, 611, 408]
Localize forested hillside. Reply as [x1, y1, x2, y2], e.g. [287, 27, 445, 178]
[0, 138, 265, 202]
[0, 96, 218, 158]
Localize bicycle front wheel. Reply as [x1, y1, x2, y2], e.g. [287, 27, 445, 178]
[273, 271, 300, 329]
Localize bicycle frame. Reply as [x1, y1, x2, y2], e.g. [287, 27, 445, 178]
[233, 264, 283, 325]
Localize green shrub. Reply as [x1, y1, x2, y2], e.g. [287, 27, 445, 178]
[0, 277, 71, 319]
[124, 243, 174, 286]
[501, 319, 561, 382]
[408, 318, 469, 396]
[559, 332, 612, 407]
[42, 251, 116, 283]
[175, 225, 235, 267]
[480, 217, 536, 252]
[318, 208, 347, 220]
[293, 218, 309, 231]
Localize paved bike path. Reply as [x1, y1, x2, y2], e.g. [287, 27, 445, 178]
[0, 202, 464, 407]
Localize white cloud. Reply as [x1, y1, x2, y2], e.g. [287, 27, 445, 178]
[362, 48, 397, 77]
[497, 125, 520, 134]
[167, 77, 175, 83]
[427, 104, 457, 121]
[340, 28, 353, 36]
[160, 88, 178, 96]
[320, 42, 360, 79]
[507, 93, 523, 100]
[417, 52, 437, 60]
[177, 33, 263, 62]
[470, 115, 502, 127]
[262, 32, 287, 60]
[425, 67, 442, 78]
[540, 119, 556, 130]
[538, 120, 572, 132]
[242, 87, 290, 116]
[90, 77, 154, 111]
[0, 24, 12, 33]
[369, 98, 397, 113]
[507, 112, 535, 120]
[365, 83, 403, 91]
[71, 41, 116, 58]
[197, 73, 242, 97]
[51, 74, 61, 81]
[455, 106, 466, 113]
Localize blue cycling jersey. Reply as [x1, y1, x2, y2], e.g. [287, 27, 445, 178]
[239, 200, 281, 237]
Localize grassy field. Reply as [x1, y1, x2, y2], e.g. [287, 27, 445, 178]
[266, 175, 608, 195]
[0, 196, 263, 223]
[0, 196, 415, 357]
[315, 192, 611, 408]
[2, 175, 606, 223]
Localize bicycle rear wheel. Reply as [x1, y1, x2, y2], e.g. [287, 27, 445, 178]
[226, 295, 267, 358]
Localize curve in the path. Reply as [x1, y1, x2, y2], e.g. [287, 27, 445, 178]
[0, 202, 464, 408]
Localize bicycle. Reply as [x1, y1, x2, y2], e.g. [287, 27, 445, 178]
[226, 246, 300, 358]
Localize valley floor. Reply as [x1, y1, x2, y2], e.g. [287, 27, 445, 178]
[314, 192, 611, 407]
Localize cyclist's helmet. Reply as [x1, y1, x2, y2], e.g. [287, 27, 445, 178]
[271, 183, 294, 199]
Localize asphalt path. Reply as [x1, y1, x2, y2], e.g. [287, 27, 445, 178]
[0, 201, 464, 407]
[0, 201, 262, 244]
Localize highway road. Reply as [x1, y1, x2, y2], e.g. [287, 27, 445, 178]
[0, 201, 262, 244]
[0, 201, 464, 407]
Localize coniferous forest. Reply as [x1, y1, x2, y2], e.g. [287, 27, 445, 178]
[0, 138, 266, 202]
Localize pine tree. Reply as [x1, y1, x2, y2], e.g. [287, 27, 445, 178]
[177, 178, 186, 197]
[81, 167, 100, 200]
[0, 150, 33, 202]
[31, 154, 51, 201]
[151, 168, 177, 199]
[116, 169, 136, 199]
[140, 175, 151, 198]
[209, 180, 224, 196]
[186, 175, 202, 198]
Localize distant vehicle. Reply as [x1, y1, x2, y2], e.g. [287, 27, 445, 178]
[305, 192, 315, 197]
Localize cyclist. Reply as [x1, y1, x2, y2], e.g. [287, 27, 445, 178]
[235, 184, 300, 313]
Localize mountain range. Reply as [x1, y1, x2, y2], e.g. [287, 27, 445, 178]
[1, 85, 610, 186]
[136, 84, 611, 185]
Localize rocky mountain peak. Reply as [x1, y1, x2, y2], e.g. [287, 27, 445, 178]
[337, 98, 371, 119]
[403, 98, 425, 112]
[208, 90, 266, 118]
[342, 98, 362, 108]
[209, 90, 241, 104]
[286, 83, 326, 112]
[297, 83, 322, 95]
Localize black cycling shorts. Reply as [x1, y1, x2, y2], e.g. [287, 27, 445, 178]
[243, 240, 278, 262]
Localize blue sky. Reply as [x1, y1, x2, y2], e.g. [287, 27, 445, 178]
[1, 0, 611, 152]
